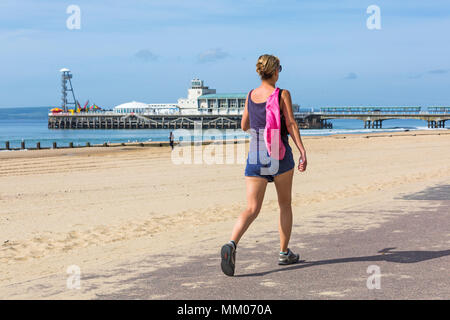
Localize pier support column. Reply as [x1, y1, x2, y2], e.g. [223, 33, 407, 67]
[320, 119, 332, 129]
[373, 120, 379, 129]
[428, 120, 437, 128]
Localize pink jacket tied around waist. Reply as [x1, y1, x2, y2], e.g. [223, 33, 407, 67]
[264, 87, 286, 160]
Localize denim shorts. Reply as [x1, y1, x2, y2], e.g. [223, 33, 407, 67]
[244, 143, 295, 182]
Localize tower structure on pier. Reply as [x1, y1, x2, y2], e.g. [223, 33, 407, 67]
[177, 79, 216, 114]
[60, 68, 77, 112]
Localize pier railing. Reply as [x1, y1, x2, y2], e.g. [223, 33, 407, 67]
[49, 109, 450, 117]
[47, 111, 322, 130]
[316, 109, 450, 128]
[47, 107, 450, 130]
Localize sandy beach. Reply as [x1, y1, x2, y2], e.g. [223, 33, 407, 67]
[1, 130, 450, 299]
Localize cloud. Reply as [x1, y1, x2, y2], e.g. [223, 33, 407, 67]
[427, 69, 448, 74]
[408, 68, 448, 79]
[134, 49, 158, 62]
[344, 72, 358, 80]
[197, 48, 229, 63]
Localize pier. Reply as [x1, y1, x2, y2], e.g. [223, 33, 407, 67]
[48, 112, 326, 130]
[47, 106, 450, 130]
[318, 107, 450, 129]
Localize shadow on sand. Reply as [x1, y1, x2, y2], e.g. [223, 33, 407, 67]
[235, 248, 450, 278]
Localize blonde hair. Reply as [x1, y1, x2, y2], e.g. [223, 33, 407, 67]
[256, 54, 280, 80]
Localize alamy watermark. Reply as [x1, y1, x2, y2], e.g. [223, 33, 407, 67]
[66, 265, 81, 290]
[366, 5, 381, 30]
[66, 5, 81, 30]
[366, 265, 381, 290]
[170, 127, 282, 175]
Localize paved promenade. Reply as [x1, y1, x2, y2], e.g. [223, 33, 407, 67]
[98, 184, 450, 300]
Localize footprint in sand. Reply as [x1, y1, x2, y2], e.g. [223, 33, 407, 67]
[67, 231, 81, 239]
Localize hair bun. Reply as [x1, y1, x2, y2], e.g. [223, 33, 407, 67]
[256, 54, 280, 80]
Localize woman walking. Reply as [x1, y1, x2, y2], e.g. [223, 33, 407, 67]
[221, 54, 307, 277]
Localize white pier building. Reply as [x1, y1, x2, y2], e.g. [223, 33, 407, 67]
[114, 101, 179, 114]
[114, 79, 247, 115]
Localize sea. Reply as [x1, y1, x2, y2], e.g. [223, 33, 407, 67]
[0, 106, 447, 149]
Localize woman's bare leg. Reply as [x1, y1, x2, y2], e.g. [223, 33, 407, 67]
[230, 177, 268, 245]
[273, 169, 294, 253]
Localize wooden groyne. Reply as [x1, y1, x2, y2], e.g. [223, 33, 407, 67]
[47, 113, 327, 130]
[3, 131, 450, 153]
[0, 138, 249, 152]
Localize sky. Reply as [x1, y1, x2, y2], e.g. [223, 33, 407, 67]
[0, 0, 449, 108]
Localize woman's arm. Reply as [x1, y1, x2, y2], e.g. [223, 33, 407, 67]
[280, 89, 307, 172]
[241, 92, 250, 131]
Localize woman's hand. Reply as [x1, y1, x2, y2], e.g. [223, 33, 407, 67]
[280, 90, 308, 173]
[298, 152, 307, 172]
